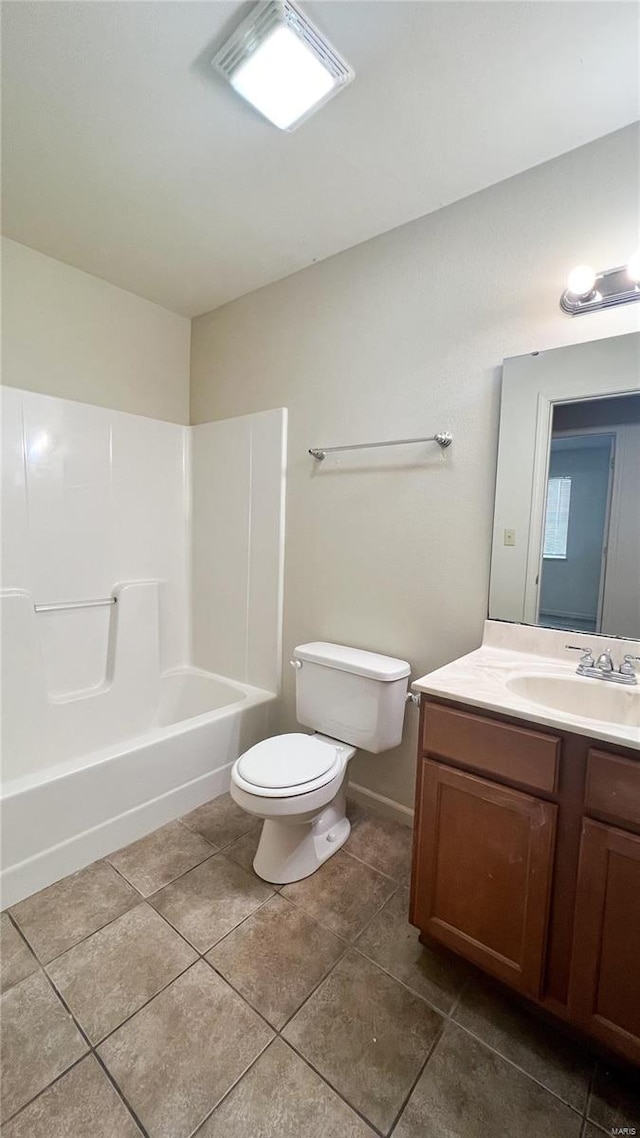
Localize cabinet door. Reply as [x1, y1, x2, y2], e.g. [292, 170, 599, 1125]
[568, 819, 640, 1065]
[412, 759, 557, 998]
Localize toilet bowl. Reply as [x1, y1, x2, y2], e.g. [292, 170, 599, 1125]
[229, 642, 410, 885]
[230, 733, 356, 884]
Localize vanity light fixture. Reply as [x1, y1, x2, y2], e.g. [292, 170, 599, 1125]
[212, 1, 354, 131]
[560, 255, 640, 315]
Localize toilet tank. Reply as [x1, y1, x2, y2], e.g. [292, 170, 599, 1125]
[293, 642, 411, 753]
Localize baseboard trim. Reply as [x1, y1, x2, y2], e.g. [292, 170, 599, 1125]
[347, 781, 414, 828]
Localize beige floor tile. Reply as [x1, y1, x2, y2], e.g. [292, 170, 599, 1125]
[281, 850, 395, 941]
[453, 974, 593, 1111]
[283, 950, 442, 1133]
[0, 971, 87, 1122]
[181, 793, 257, 848]
[106, 821, 215, 896]
[356, 887, 470, 1013]
[393, 1023, 583, 1138]
[196, 1038, 376, 1137]
[0, 913, 38, 993]
[224, 825, 281, 885]
[588, 1061, 640, 1133]
[47, 903, 197, 1043]
[150, 854, 273, 953]
[1, 1055, 142, 1138]
[207, 895, 344, 1027]
[345, 808, 413, 882]
[9, 861, 138, 963]
[98, 961, 273, 1138]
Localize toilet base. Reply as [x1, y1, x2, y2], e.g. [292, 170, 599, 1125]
[252, 787, 350, 885]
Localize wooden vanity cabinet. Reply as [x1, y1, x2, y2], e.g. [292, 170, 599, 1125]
[413, 760, 557, 998]
[568, 820, 640, 1064]
[410, 696, 640, 1066]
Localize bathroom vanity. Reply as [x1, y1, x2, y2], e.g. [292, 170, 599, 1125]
[410, 622, 640, 1067]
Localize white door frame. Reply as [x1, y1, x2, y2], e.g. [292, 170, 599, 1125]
[536, 428, 616, 631]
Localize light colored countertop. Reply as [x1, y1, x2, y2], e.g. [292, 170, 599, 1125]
[413, 620, 640, 752]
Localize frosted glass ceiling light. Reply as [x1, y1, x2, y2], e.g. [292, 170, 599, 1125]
[213, 1, 354, 130]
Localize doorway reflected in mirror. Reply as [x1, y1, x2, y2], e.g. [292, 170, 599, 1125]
[539, 393, 640, 636]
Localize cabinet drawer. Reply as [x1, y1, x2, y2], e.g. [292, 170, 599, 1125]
[585, 749, 640, 831]
[423, 702, 560, 793]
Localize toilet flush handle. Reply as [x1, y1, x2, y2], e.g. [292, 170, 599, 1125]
[289, 659, 303, 669]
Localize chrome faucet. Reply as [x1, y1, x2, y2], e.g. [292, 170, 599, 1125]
[565, 645, 639, 685]
[594, 649, 614, 674]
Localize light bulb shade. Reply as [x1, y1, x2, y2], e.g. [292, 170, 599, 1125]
[627, 251, 640, 284]
[213, 1, 354, 130]
[566, 265, 597, 299]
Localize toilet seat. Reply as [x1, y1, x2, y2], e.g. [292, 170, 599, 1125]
[233, 733, 347, 798]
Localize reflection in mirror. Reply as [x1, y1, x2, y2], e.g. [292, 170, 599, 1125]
[490, 332, 640, 639]
[539, 395, 640, 635]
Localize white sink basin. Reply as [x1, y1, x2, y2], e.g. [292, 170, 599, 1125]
[506, 674, 640, 728]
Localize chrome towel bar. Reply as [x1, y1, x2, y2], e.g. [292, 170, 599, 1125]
[33, 597, 117, 613]
[309, 431, 452, 461]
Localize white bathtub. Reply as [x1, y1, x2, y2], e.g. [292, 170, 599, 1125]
[1, 667, 276, 907]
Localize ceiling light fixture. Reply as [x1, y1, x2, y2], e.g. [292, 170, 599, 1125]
[212, 1, 354, 131]
[560, 257, 640, 315]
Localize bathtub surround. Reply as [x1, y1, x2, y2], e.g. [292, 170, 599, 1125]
[0, 388, 286, 905]
[191, 411, 287, 691]
[1, 386, 191, 754]
[191, 124, 640, 809]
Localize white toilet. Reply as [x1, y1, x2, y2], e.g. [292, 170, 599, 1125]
[230, 642, 410, 884]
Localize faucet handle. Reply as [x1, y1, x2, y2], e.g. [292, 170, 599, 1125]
[620, 654, 640, 676]
[565, 644, 595, 666]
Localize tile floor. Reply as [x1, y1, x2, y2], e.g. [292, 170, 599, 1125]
[1, 794, 638, 1138]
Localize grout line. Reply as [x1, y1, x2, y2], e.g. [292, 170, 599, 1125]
[274, 881, 403, 1036]
[279, 1033, 389, 1138]
[198, 954, 279, 1038]
[0, 1053, 90, 1128]
[583, 1057, 598, 1126]
[338, 843, 406, 884]
[350, 941, 458, 1020]
[5, 908, 45, 967]
[92, 1049, 152, 1138]
[436, 1016, 588, 1120]
[106, 843, 220, 898]
[183, 888, 280, 959]
[38, 966, 93, 1052]
[353, 942, 592, 1126]
[187, 1033, 275, 1138]
[386, 1016, 447, 1136]
[63, 958, 199, 1052]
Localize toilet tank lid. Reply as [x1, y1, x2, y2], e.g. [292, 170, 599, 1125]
[294, 642, 410, 682]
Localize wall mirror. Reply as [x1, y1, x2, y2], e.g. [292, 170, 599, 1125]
[490, 331, 640, 638]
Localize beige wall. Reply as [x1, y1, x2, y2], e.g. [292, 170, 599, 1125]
[191, 124, 640, 809]
[1, 238, 190, 423]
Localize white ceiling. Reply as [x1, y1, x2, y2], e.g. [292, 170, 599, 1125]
[2, 1, 638, 317]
